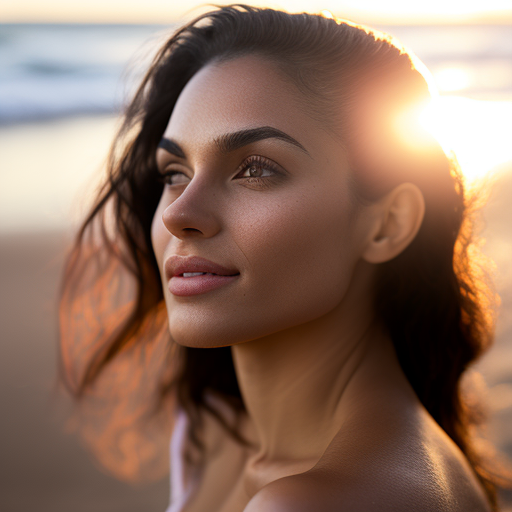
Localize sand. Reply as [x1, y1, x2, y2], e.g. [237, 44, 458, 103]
[0, 230, 169, 512]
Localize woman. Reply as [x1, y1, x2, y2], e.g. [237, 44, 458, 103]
[59, 5, 505, 511]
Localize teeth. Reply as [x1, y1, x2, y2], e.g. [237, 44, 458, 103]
[182, 272, 207, 277]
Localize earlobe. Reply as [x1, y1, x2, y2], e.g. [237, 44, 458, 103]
[362, 183, 425, 264]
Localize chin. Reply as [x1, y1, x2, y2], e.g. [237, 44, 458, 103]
[165, 296, 340, 349]
[166, 308, 249, 348]
[166, 303, 285, 349]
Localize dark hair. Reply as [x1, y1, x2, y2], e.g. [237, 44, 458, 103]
[59, 4, 503, 507]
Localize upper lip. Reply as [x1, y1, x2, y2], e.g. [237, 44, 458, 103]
[165, 255, 240, 279]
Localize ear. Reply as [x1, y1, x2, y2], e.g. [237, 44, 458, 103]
[362, 183, 425, 264]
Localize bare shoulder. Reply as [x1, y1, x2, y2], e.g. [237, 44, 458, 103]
[244, 411, 491, 512]
[244, 466, 490, 512]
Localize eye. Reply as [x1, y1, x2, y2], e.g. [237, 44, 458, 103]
[235, 156, 280, 180]
[159, 170, 191, 186]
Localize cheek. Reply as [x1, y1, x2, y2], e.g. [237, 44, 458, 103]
[230, 184, 359, 331]
[162, 182, 362, 348]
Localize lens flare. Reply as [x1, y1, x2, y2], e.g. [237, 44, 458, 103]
[434, 67, 472, 93]
[421, 97, 512, 183]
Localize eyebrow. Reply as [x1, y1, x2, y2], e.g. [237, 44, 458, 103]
[215, 126, 309, 155]
[157, 138, 186, 159]
[157, 126, 310, 159]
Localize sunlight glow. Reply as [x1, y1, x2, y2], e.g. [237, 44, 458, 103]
[281, 0, 512, 25]
[434, 67, 472, 92]
[320, 9, 335, 19]
[1, 0, 511, 23]
[421, 97, 512, 182]
[341, 0, 512, 16]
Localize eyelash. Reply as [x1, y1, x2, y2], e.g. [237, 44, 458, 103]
[235, 155, 281, 186]
[158, 155, 282, 188]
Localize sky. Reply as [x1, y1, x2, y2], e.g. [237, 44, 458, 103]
[1, 0, 512, 24]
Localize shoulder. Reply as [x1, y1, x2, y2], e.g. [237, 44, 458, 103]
[243, 472, 434, 512]
[243, 419, 492, 512]
[244, 468, 490, 512]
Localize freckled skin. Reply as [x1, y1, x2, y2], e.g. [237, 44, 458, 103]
[151, 56, 491, 512]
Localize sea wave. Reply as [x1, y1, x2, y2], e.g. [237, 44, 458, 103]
[0, 23, 169, 124]
[0, 23, 511, 124]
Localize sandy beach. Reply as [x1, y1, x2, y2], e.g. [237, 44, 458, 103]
[0, 230, 170, 512]
[1, 114, 512, 511]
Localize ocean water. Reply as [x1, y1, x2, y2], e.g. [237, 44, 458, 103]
[0, 23, 172, 123]
[0, 23, 511, 124]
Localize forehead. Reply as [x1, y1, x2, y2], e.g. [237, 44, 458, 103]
[163, 55, 327, 148]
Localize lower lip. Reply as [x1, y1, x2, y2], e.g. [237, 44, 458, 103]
[169, 274, 240, 296]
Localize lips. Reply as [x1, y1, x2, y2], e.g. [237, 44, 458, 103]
[165, 255, 240, 297]
[164, 255, 240, 281]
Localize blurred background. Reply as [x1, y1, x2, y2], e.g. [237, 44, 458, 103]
[0, 1, 511, 511]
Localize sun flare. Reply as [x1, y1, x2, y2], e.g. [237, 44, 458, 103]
[420, 96, 512, 183]
[434, 68, 472, 93]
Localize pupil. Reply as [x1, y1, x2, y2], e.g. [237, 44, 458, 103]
[249, 166, 260, 177]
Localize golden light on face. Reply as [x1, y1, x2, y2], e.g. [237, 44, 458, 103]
[150, 57, 374, 349]
[421, 97, 512, 183]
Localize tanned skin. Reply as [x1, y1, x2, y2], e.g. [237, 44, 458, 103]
[151, 55, 491, 512]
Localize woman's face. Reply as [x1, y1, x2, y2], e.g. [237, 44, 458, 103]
[151, 55, 376, 348]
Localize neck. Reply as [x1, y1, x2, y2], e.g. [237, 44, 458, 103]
[231, 263, 379, 465]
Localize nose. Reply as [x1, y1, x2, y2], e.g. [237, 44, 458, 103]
[160, 175, 222, 239]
